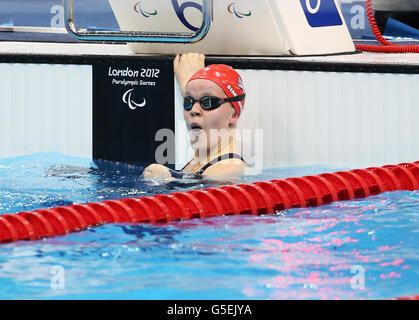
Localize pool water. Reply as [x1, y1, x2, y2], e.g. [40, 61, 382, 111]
[0, 153, 418, 300]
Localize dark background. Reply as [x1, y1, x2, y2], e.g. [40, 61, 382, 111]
[93, 57, 175, 167]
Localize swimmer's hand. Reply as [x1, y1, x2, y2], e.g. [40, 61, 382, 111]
[174, 53, 205, 96]
[143, 164, 174, 182]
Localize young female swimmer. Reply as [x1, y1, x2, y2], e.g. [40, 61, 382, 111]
[143, 53, 247, 180]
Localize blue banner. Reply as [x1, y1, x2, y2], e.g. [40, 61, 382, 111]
[299, 0, 343, 28]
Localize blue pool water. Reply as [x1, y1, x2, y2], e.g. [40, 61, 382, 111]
[0, 153, 418, 300]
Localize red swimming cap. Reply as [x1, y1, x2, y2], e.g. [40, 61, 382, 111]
[187, 64, 246, 117]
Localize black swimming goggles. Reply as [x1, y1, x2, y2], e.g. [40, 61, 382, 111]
[183, 94, 246, 111]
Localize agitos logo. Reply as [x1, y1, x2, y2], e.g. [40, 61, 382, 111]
[133, 2, 157, 18]
[227, 3, 251, 19]
[122, 89, 147, 110]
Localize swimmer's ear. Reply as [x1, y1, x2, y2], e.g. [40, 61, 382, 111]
[228, 109, 239, 128]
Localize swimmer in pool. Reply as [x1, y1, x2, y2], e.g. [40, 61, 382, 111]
[143, 53, 247, 180]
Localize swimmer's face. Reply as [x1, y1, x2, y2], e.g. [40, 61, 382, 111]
[184, 79, 238, 153]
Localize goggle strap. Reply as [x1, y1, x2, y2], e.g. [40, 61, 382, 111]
[225, 94, 246, 103]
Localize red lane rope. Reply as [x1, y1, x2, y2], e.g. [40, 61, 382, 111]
[396, 295, 419, 300]
[354, 0, 419, 53]
[0, 160, 417, 244]
[0, 160, 418, 300]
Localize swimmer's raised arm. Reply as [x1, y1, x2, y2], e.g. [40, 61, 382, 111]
[143, 53, 205, 183]
[174, 53, 205, 96]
